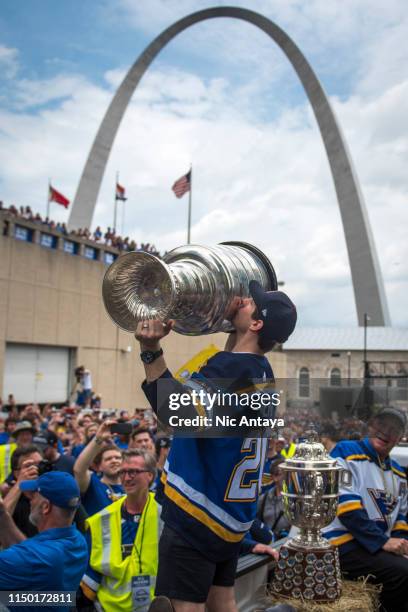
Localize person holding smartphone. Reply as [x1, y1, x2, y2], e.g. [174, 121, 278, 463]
[73, 420, 124, 516]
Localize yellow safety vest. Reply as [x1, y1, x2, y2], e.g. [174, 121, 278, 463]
[281, 442, 296, 459]
[0, 443, 16, 483]
[86, 493, 159, 612]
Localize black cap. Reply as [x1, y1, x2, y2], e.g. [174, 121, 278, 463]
[249, 281, 297, 344]
[33, 430, 59, 448]
[374, 407, 407, 431]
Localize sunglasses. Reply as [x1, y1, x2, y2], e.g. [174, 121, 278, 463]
[118, 468, 149, 478]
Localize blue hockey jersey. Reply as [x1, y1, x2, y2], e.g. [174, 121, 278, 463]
[142, 350, 275, 561]
[322, 437, 408, 555]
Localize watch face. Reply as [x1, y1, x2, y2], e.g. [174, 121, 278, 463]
[141, 351, 155, 364]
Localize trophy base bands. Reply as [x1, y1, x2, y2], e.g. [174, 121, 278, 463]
[0, 591, 76, 607]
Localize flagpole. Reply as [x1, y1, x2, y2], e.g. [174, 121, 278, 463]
[47, 178, 51, 219]
[121, 197, 126, 236]
[113, 172, 118, 233]
[187, 165, 192, 244]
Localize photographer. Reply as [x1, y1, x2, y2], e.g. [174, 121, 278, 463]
[1, 445, 43, 539]
[75, 366, 93, 407]
[33, 430, 75, 474]
[74, 420, 124, 516]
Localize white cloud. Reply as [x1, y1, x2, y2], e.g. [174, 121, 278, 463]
[12, 74, 91, 109]
[0, 44, 19, 79]
[0, 0, 407, 329]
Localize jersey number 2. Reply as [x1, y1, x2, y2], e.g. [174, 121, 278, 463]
[224, 438, 265, 502]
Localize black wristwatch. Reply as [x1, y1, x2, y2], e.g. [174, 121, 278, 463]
[140, 348, 163, 364]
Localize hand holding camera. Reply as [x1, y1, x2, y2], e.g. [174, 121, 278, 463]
[17, 459, 39, 483]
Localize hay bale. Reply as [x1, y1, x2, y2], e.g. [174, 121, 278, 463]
[265, 578, 381, 612]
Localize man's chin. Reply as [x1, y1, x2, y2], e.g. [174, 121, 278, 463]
[373, 437, 392, 455]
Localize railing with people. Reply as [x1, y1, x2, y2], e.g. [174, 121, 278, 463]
[0, 206, 161, 266]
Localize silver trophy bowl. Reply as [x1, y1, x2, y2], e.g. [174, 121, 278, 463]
[270, 433, 343, 602]
[281, 434, 341, 549]
[102, 241, 277, 335]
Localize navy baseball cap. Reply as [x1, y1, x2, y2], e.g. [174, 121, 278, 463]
[33, 430, 58, 448]
[374, 407, 407, 430]
[249, 281, 297, 344]
[20, 471, 81, 509]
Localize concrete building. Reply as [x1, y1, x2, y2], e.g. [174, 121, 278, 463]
[281, 327, 408, 414]
[0, 211, 229, 409]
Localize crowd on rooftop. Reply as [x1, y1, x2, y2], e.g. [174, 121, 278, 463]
[0, 201, 161, 256]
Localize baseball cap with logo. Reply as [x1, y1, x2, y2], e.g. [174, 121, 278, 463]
[249, 281, 297, 345]
[19, 471, 81, 509]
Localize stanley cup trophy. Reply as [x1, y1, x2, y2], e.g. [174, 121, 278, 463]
[102, 241, 277, 334]
[270, 434, 343, 603]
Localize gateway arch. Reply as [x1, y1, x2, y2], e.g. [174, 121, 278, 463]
[68, 6, 390, 327]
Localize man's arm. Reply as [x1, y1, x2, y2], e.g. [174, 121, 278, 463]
[135, 320, 217, 428]
[0, 496, 26, 548]
[73, 420, 116, 493]
[134, 320, 173, 383]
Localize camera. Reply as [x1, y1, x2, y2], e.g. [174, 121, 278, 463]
[74, 365, 84, 382]
[37, 460, 53, 475]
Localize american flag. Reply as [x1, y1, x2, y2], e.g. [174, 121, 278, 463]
[116, 183, 127, 201]
[172, 170, 191, 199]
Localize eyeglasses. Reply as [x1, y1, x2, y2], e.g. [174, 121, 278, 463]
[118, 468, 149, 478]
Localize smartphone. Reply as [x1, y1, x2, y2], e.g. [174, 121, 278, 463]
[110, 422, 133, 435]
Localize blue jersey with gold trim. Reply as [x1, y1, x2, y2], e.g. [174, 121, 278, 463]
[322, 438, 408, 555]
[143, 351, 274, 561]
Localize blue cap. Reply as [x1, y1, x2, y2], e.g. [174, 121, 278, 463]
[249, 281, 297, 345]
[19, 471, 81, 509]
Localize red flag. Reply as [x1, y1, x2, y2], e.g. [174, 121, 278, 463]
[49, 185, 70, 208]
[172, 170, 191, 199]
[116, 183, 127, 201]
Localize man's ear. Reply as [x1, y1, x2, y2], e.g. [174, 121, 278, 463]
[250, 318, 264, 333]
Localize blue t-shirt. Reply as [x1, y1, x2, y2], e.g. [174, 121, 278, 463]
[0, 432, 10, 445]
[81, 472, 125, 517]
[0, 525, 87, 611]
[71, 444, 85, 459]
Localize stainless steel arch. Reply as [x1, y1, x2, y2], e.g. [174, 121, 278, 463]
[68, 6, 390, 326]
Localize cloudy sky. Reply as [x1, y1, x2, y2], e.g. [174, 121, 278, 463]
[0, 0, 407, 328]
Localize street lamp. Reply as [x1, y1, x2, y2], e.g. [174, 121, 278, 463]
[347, 351, 351, 386]
[363, 313, 370, 380]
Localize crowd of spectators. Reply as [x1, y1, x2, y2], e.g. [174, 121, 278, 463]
[0, 201, 161, 256]
[0, 381, 407, 609]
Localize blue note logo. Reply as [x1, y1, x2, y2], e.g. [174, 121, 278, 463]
[368, 488, 397, 522]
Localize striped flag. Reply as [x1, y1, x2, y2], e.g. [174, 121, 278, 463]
[172, 170, 191, 199]
[49, 185, 70, 208]
[116, 183, 127, 201]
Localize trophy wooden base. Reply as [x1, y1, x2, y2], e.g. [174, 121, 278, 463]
[269, 541, 342, 603]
